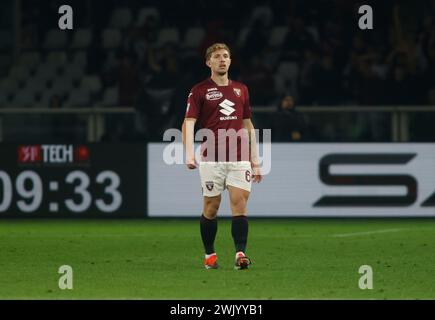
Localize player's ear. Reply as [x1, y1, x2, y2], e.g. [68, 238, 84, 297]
[206, 60, 211, 68]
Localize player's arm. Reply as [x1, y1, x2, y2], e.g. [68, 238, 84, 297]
[183, 87, 201, 170]
[183, 118, 197, 169]
[243, 118, 262, 183]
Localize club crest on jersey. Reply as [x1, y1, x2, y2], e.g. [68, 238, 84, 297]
[205, 181, 214, 191]
[233, 88, 241, 97]
[206, 91, 223, 101]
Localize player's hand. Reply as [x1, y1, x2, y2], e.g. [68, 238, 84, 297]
[251, 164, 262, 183]
[186, 156, 198, 169]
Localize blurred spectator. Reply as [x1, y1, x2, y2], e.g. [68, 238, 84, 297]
[165, 56, 208, 132]
[248, 5, 274, 28]
[241, 18, 270, 57]
[314, 54, 342, 105]
[20, 6, 40, 50]
[281, 18, 315, 63]
[298, 48, 321, 105]
[272, 95, 307, 142]
[238, 55, 275, 104]
[121, 26, 146, 65]
[348, 53, 385, 105]
[147, 44, 180, 89]
[385, 64, 416, 104]
[49, 94, 77, 142]
[140, 15, 160, 46]
[427, 87, 435, 105]
[134, 44, 181, 141]
[118, 54, 140, 106]
[199, 20, 228, 56]
[49, 94, 62, 109]
[420, 37, 435, 98]
[20, 24, 39, 50]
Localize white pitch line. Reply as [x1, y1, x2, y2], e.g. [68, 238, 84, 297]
[331, 228, 405, 238]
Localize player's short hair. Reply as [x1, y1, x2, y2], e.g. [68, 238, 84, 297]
[205, 43, 231, 61]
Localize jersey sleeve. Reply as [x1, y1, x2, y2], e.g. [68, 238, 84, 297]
[243, 85, 252, 119]
[185, 87, 201, 119]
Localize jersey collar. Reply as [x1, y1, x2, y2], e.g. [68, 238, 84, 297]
[208, 77, 232, 87]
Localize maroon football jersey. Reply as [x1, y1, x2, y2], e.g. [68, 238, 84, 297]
[185, 78, 252, 162]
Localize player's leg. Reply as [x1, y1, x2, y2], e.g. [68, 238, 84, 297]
[226, 161, 253, 269]
[200, 195, 221, 268]
[199, 162, 225, 269]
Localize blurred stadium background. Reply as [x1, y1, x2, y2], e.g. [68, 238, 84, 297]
[1, 0, 435, 299]
[0, 0, 434, 142]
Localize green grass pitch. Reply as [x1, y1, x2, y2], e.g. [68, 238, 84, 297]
[1, 218, 434, 299]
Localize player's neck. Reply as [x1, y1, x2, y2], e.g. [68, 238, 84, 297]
[210, 73, 229, 86]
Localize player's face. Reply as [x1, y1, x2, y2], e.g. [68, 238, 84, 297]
[207, 49, 231, 76]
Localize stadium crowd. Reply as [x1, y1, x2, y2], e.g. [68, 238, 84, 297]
[1, 0, 434, 142]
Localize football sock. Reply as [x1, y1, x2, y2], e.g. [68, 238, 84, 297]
[232, 215, 248, 253]
[200, 214, 217, 255]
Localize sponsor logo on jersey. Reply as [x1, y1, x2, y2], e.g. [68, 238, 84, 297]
[207, 88, 218, 92]
[218, 99, 238, 120]
[233, 88, 241, 97]
[206, 91, 223, 101]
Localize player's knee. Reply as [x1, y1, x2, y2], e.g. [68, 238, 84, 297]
[204, 198, 220, 218]
[204, 207, 218, 219]
[231, 196, 247, 212]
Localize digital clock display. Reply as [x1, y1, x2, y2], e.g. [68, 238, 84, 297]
[0, 144, 146, 217]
